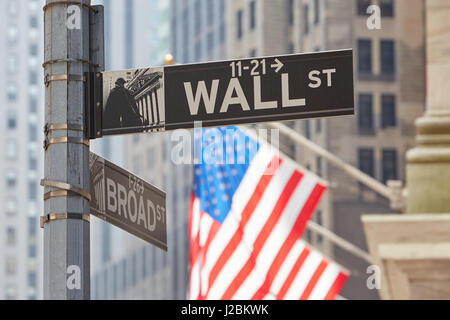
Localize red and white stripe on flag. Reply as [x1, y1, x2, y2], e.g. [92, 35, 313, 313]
[188, 138, 348, 300]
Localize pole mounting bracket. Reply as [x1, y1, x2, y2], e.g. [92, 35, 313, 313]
[43, 123, 84, 136]
[85, 72, 103, 139]
[40, 178, 91, 202]
[44, 74, 86, 87]
[42, 1, 99, 13]
[40, 213, 90, 228]
[43, 137, 90, 150]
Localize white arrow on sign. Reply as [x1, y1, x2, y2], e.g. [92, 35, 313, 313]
[270, 58, 284, 73]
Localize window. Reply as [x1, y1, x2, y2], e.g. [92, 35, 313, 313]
[219, 22, 225, 43]
[113, 264, 119, 297]
[171, 18, 177, 60]
[6, 257, 16, 275]
[7, 227, 16, 246]
[30, 44, 38, 57]
[316, 157, 322, 177]
[358, 94, 374, 134]
[358, 148, 375, 178]
[288, 0, 294, 25]
[8, 1, 19, 15]
[182, 8, 189, 62]
[29, 244, 37, 258]
[7, 55, 17, 74]
[358, 39, 372, 74]
[162, 143, 167, 162]
[237, 10, 243, 39]
[133, 155, 141, 175]
[195, 0, 201, 35]
[357, 0, 372, 16]
[306, 229, 312, 242]
[207, 0, 213, 27]
[29, 181, 37, 201]
[7, 84, 18, 101]
[195, 40, 202, 61]
[288, 42, 294, 54]
[29, 0, 39, 11]
[30, 16, 38, 28]
[132, 253, 137, 286]
[29, 123, 37, 142]
[6, 199, 17, 216]
[382, 149, 397, 183]
[124, 2, 134, 69]
[304, 4, 309, 34]
[6, 170, 17, 188]
[381, 94, 396, 128]
[7, 111, 17, 129]
[316, 210, 323, 243]
[316, 119, 322, 133]
[380, 0, 394, 17]
[29, 95, 38, 113]
[6, 141, 18, 160]
[249, 1, 256, 30]
[120, 259, 126, 293]
[7, 25, 19, 44]
[380, 40, 395, 75]
[142, 247, 148, 278]
[147, 147, 155, 170]
[5, 285, 17, 300]
[314, 0, 320, 24]
[29, 217, 37, 237]
[29, 70, 38, 85]
[29, 152, 38, 170]
[220, 0, 225, 15]
[28, 272, 37, 287]
[304, 120, 311, 139]
[207, 32, 214, 52]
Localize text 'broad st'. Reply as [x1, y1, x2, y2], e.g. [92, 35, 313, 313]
[89, 153, 167, 251]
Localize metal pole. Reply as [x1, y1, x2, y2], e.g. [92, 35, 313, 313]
[306, 221, 374, 264]
[43, 0, 91, 299]
[266, 122, 393, 200]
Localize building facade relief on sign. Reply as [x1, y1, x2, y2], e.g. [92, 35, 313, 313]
[102, 67, 165, 135]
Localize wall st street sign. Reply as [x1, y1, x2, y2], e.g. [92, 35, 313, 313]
[87, 49, 354, 138]
[89, 153, 167, 251]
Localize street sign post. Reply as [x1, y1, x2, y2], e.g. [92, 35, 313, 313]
[87, 49, 354, 138]
[89, 153, 167, 251]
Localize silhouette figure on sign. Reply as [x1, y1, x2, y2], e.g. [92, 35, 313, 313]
[103, 78, 147, 129]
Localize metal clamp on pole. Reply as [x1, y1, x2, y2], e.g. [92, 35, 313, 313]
[42, 1, 99, 13]
[43, 137, 90, 150]
[40, 178, 91, 202]
[43, 123, 84, 135]
[40, 213, 90, 228]
[42, 58, 99, 69]
[44, 74, 86, 87]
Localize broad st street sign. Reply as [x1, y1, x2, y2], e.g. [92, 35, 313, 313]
[89, 152, 167, 251]
[87, 49, 354, 138]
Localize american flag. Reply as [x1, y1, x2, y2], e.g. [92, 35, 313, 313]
[188, 127, 348, 300]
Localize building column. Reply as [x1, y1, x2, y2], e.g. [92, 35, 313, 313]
[362, 0, 450, 300]
[143, 94, 148, 123]
[138, 98, 143, 118]
[152, 91, 159, 124]
[147, 94, 154, 124]
[406, 0, 450, 214]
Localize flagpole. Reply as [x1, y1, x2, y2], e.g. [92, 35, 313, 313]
[306, 221, 374, 264]
[266, 122, 406, 211]
[263, 122, 375, 264]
